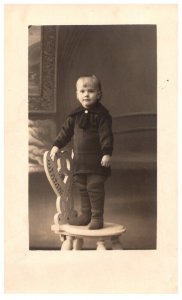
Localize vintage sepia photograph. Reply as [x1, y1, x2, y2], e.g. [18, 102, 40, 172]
[4, 4, 178, 293]
[28, 25, 157, 251]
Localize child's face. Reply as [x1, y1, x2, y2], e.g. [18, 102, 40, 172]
[76, 78, 100, 109]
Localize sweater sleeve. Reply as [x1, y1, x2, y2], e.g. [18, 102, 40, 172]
[53, 116, 74, 149]
[98, 113, 113, 156]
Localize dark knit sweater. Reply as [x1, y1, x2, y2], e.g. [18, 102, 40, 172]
[53, 102, 113, 176]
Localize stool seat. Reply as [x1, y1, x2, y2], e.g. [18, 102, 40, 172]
[51, 222, 126, 250]
[52, 222, 126, 237]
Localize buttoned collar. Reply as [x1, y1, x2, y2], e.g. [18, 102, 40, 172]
[69, 101, 108, 117]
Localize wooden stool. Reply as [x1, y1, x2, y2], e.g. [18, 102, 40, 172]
[43, 150, 126, 250]
[52, 222, 126, 250]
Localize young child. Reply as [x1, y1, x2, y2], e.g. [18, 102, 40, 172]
[50, 75, 113, 229]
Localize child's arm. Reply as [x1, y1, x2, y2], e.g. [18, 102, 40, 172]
[98, 113, 113, 167]
[50, 116, 74, 161]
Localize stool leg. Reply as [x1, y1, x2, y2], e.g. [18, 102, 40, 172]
[96, 240, 107, 250]
[73, 238, 84, 250]
[111, 236, 123, 250]
[61, 235, 73, 250]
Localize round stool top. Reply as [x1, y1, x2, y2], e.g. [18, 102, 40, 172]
[52, 222, 126, 238]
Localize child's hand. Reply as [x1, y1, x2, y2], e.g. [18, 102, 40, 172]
[101, 155, 111, 167]
[50, 146, 59, 161]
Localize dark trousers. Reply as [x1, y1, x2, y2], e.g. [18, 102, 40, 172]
[74, 174, 107, 219]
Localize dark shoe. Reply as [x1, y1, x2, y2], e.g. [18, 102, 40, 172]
[69, 213, 91, 226]
[88, 218, 103, 230]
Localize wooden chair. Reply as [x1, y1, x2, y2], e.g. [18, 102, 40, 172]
[43, 150, 126, 250]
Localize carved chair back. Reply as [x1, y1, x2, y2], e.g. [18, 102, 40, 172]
[43, 150, 77, 225]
